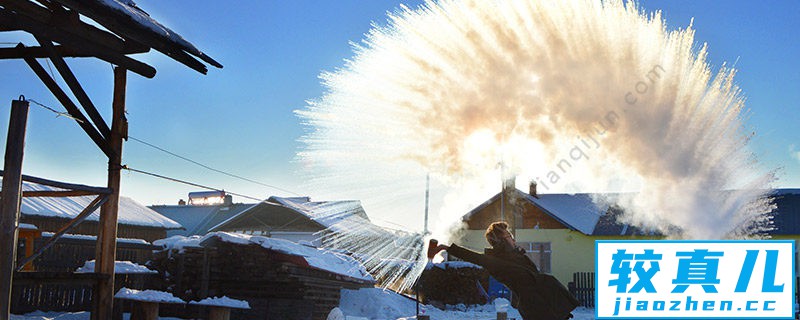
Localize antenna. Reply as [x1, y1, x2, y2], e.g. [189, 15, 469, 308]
[423, 173, 430, 234]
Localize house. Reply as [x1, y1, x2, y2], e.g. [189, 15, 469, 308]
[149, 192, 256, 238]
[3, 177, 183, 243]
[455, 181, 800, 287]
[151, 194, 372, 246]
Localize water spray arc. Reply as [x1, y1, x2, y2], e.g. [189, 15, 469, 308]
[299, 0, 776, 290]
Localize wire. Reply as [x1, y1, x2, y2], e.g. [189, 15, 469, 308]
[21, 98, 301, 198]
[127, 135, 300, 196]
[27, 98, 83, 122]
[121, 165, 265, 202]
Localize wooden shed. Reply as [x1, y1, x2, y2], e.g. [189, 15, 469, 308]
[150, 232, 375, 320]
[3, 176, 184, 243]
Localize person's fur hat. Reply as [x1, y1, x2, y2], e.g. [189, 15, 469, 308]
[485, 221, 510, 247]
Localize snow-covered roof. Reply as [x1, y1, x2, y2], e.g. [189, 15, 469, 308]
[205, 232, 374, 282]
[772, 189, 800, 196]
[208, 196, 371, 234]
[463, 188, 800, 236]
[522, 192, 606, 235]
[461, 190, 604, 235]
[150, 203, 255, 236]
[75, 0, 221, 74]
[3, 178, 182, 230]
[158, 232, 374, 282]
[268, 196, 371, 232]
[41, 232, 151, 245]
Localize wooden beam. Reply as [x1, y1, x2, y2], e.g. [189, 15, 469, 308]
[0, 99, 29, 320]
[0, 44, 149, 60]
[52, 0, 219, 74]
[14, 194, 108, 271]
[0, 7, 156, 78]
[21, 47, 116, 158]
[37, 37, 112, 139]
[93, 67, 126, 320]
[22, 190, 105, 197]
[0, 170, 111, 195]
[0, 0, 148, 54]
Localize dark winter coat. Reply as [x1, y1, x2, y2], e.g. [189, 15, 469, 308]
[447, 244, 579, 320]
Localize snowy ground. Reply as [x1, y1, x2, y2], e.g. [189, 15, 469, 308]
[12, 307, 597, 320]
[11, 288, 598, 320]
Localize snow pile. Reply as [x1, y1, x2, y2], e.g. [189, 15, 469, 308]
[10, 312, 190, 320]
[338, 287, 524, 320]
[339, 288, 417, 320]
[76, 260, 156, 274]
[10, 312, 88, 320]
[189, 296, 250, 309]
[114, 288, 184, 303]
[153, 235, 204, 252]
[18, 223, 37, 230]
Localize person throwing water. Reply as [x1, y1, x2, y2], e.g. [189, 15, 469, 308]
[427, 221, 579, 320]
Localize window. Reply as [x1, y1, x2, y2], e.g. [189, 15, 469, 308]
[517, 242, 551, 273]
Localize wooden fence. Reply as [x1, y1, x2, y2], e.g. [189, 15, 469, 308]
[31, 235, 157, 272]
[568, 272, 594, 308]
[10, 235, 161, 314]
[10, 272, 159, 314]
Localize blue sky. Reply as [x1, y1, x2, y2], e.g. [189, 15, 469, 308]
[0, 1, 798, 230]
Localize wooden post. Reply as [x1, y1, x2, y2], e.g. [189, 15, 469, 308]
[130, 301, 158, 320]
[208, 307, 232, 320]
[0, 99, 30, 320]
[93, 67, 126, 320]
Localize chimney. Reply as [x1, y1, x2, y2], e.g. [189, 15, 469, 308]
[529, 181, 539, 198]
[223, 194, 233, 206]
[502, 176, 516, 193]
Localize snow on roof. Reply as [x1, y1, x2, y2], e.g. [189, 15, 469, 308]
[268, 196, 371, 232]
[41, 232, 151, 245]
[3, 178, 182, 229]
[151, 203, 255, 236]
[523, 192, 605, 235]
[114, 288, 184, 303]
[76, 260, 157, 274]
[209, 196, 372, 234]
[96, 0, 212, 63]
[189, 296, 250, 309]
[771, 189, 800, 196]
[197, 232, 374, 282]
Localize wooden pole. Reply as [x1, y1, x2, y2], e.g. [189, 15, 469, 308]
[0, 99, 30, 320]
[207, 307, 232, 320]
[93, 67, 126, 320]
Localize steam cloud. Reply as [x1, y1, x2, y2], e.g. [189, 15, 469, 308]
[298, 0, 776, 244]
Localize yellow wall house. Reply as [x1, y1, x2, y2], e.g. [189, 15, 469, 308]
[453, 182, 800, 290]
